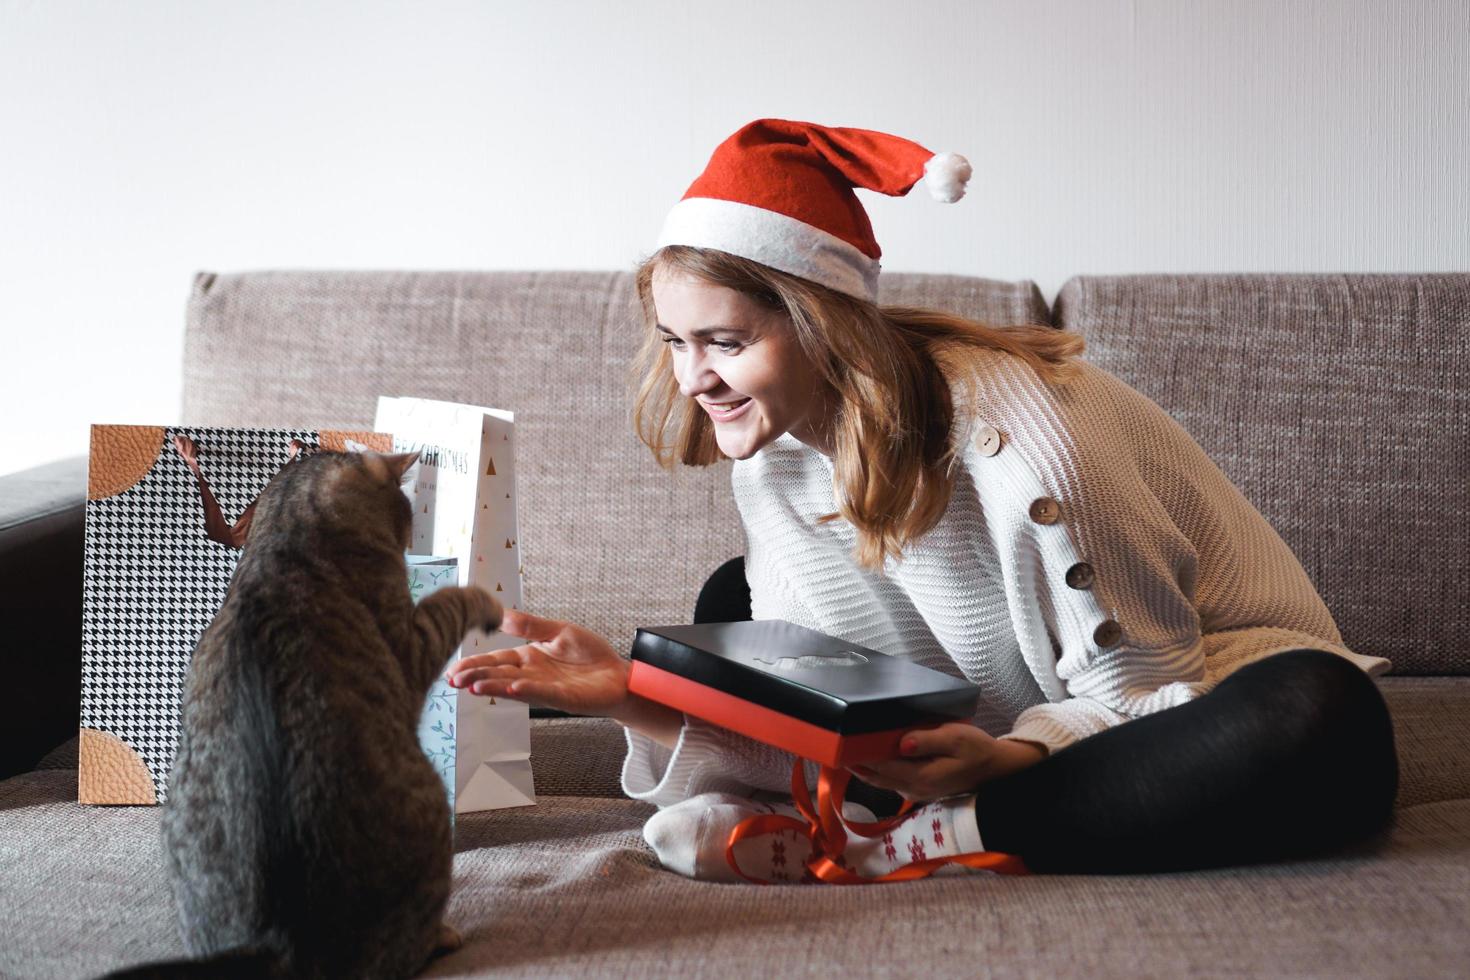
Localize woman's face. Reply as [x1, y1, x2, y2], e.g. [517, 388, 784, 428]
[651, 269, 834, 460]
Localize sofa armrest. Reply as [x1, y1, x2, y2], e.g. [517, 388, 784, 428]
[0, 456, 86, 778]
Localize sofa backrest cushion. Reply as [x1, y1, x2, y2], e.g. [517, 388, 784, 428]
[183, 270, 1050, 651]
[1054, 274, 1468, 675]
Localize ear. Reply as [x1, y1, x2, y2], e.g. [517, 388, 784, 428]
[381, 450, 421, 482]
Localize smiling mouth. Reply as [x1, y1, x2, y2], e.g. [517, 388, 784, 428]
[704, 397, 752, 419]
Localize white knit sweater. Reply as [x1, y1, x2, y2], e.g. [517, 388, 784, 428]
[622, 349, 1390, 808]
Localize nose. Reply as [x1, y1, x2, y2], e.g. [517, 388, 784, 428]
[675, 346, 722, 399]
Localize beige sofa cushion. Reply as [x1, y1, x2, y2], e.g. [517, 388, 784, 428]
[1055, 274, 1470, 674]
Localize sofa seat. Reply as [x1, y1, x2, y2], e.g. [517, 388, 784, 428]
[5, 677, 1468, 978]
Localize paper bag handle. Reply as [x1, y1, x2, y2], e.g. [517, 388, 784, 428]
[172, 435, 308, 548]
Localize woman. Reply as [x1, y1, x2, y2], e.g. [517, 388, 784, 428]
[447, 119, 1397, 880]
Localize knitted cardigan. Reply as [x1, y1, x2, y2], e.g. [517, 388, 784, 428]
[622, 349, 1390, 808]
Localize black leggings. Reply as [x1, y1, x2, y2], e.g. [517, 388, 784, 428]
[695, 557, 1399, 874]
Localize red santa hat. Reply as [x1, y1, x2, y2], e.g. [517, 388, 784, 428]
[655, 118, 972, 302]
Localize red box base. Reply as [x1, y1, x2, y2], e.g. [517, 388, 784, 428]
[629, 660, 926, 767]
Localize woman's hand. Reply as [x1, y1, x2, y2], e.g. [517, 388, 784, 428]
[849, 723, 1047, 802]
[445, 609, 632, 717]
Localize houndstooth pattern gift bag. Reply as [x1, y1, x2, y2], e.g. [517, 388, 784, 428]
[78, 425, 391, 804]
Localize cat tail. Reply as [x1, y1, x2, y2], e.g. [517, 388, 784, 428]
[98, 945, 288, 979]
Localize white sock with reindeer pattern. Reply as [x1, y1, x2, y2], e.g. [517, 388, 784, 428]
[643, 791, 986, 883]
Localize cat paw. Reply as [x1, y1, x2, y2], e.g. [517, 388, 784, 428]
[477, 588, 505, 633]
[433, 922, 463, 956]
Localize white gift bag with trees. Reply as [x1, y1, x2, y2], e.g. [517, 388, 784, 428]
[376, 396, 535, 812]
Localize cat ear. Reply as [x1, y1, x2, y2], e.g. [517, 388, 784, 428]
[380, 450, 421, 482]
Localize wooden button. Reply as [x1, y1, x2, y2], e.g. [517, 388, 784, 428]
[1093, 620, 1123, 648]
[1065, 562, 1095, 590]
[1028, 497, 1061, 525]
[974, 423, 1003, 457]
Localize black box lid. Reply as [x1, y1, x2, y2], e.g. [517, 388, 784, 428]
[630, 620, 979, 735]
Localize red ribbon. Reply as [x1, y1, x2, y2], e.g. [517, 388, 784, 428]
[725, 759, 1029, 884]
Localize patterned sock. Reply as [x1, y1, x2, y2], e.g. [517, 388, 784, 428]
[643, 792, 986, 884]
[843, 795, 986, 878]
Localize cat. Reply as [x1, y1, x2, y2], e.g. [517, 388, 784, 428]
[110, 449, 503, 979]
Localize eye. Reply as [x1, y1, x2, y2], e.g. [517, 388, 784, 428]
[658, 336, 742, 353]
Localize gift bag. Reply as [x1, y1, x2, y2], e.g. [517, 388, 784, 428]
[376, 396, 535, 812]
[78, 425, 392, 804]
[409, 556, 463, 814]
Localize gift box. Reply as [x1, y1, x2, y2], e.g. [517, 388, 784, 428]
[628, 620, 981, 767]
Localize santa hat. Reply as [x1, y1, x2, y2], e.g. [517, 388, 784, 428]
[655, 118, 972, 302]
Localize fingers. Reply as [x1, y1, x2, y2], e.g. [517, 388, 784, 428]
[448, 649, 524, 674]
[499, 608, 566, 643]
[849, 758, 949, 803]
[848, 762, 918, 800]
[854, 750, 967, 789]
[899, 728, 947, 758]
[464, 677, 517, 699]
[850, 758, 919, 787]
[447, 663, 522, 689]
[464, 676, 551, 709]
[497, 679, 555, 703]
[899, 722, 973, 757]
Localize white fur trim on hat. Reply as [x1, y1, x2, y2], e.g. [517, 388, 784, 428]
[924, 152, 972, 203]
[656, 197, 880, 302]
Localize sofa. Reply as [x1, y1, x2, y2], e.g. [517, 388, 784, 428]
[2, 269, 1467, 978]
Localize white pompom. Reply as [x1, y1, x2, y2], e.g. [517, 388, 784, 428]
[924, 152, 972, 203]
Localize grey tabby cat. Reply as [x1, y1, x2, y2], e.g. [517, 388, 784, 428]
[111, 449, 502, 979]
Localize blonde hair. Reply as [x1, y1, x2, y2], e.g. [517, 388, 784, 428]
[631, 245, 1084, 571]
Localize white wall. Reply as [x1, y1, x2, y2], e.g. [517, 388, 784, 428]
[2, 0, 1466, 476]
